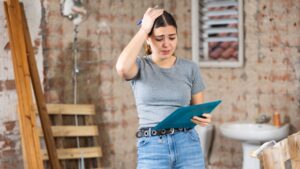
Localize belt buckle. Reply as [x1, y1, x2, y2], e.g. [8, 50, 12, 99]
[170, 128, 175, 134]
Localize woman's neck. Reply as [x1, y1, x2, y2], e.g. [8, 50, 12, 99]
[151, 55, 176, 68]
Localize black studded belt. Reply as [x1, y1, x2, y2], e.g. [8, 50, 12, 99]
[136, 127, 192, 138]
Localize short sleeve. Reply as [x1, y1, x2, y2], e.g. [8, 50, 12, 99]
[129, 57, 143, 84]
[191, 64, 205, 95]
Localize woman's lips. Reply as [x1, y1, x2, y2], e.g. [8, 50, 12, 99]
[161, 50, 170, 55]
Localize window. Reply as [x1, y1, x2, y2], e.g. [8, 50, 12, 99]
[192, 0, 244, 68]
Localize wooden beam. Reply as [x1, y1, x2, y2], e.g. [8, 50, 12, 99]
[19, 2, 61, 169]
[4, 0, 43, 168]
[47, 104, 96, 115]
[42, 147, 103, 160]
[37, 126, 99, 137]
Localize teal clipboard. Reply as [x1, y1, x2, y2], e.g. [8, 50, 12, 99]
[153, 100, 222, 130]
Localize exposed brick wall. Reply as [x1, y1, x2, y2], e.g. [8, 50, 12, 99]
[206, 0, 300, 168]
[0, 0, 299, 169]
[42, 0, 192, 168]
[0, 121, 23, 169]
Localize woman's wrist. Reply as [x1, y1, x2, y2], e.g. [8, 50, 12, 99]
[139, 27, 148, 36]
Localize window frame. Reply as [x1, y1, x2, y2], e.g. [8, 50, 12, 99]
[191, 0, 244, 68]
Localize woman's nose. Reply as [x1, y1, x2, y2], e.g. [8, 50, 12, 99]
[162, 39, 170, 47]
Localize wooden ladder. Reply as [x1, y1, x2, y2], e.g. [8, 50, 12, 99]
[259, 131, 300, 169]
[39, 104, 103, 169]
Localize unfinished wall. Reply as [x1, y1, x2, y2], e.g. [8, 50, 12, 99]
[42, 0, 191, 168]
[42, 0, 299, 169]
[0, 0, 43, 168]
[0, 0, 299, 169]
[206, 0, 300, 168]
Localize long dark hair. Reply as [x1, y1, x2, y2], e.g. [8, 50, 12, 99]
[145, 10, 177, 55]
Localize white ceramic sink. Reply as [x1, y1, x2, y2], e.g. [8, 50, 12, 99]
[220, 122, 289, 143]
[220, 122, 289, 169]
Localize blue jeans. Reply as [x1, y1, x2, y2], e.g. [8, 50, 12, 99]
[136, 129, 205, 169]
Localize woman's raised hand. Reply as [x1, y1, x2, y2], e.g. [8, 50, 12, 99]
[141, 7, 164, 34]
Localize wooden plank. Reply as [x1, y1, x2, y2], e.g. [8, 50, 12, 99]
[37, 126, 99, 137]
[260, 131, 300, 169]
[4, 1, 43, 168]
[42, 147, 103, 160]
[45, 103, 101, 168]
[19, 3, 61, 169]
[288, 131, 300, 169]
[47, 104, 96, 115]
[260, 139, 289, 169]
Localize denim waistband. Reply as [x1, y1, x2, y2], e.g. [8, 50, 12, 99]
[136, 127, 192, 138]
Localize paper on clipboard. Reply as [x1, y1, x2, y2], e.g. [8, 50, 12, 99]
[153, 100, 222, 130]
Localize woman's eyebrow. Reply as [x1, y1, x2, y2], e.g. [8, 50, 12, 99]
[155, 34, 176, 38]
[154, 35, 164, 38]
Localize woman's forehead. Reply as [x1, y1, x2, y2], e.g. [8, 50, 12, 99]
[153, 25, 177, 36]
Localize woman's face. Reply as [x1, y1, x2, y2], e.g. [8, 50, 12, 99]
[147, 25, 177, 60]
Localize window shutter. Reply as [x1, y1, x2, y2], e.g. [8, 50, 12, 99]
[200, 0, 239, 61]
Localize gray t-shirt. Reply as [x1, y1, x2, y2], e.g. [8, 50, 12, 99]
[130, 56, 205, 128]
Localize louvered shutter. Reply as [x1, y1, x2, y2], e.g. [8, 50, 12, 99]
[192, 0, 243, 67]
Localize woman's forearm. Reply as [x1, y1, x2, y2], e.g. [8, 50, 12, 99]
[116, 28, 147, 78]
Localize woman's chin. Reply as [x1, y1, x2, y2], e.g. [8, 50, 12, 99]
[159, 52, 172, 58]
[152, 52, 173, 60]
[158, 55, 171, 60]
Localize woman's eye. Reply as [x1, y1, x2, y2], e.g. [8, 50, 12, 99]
[155, 38, 163, 41]
[169, 37, 176, 40]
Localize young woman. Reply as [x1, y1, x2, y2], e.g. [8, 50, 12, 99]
[116, 7, 211, 169]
